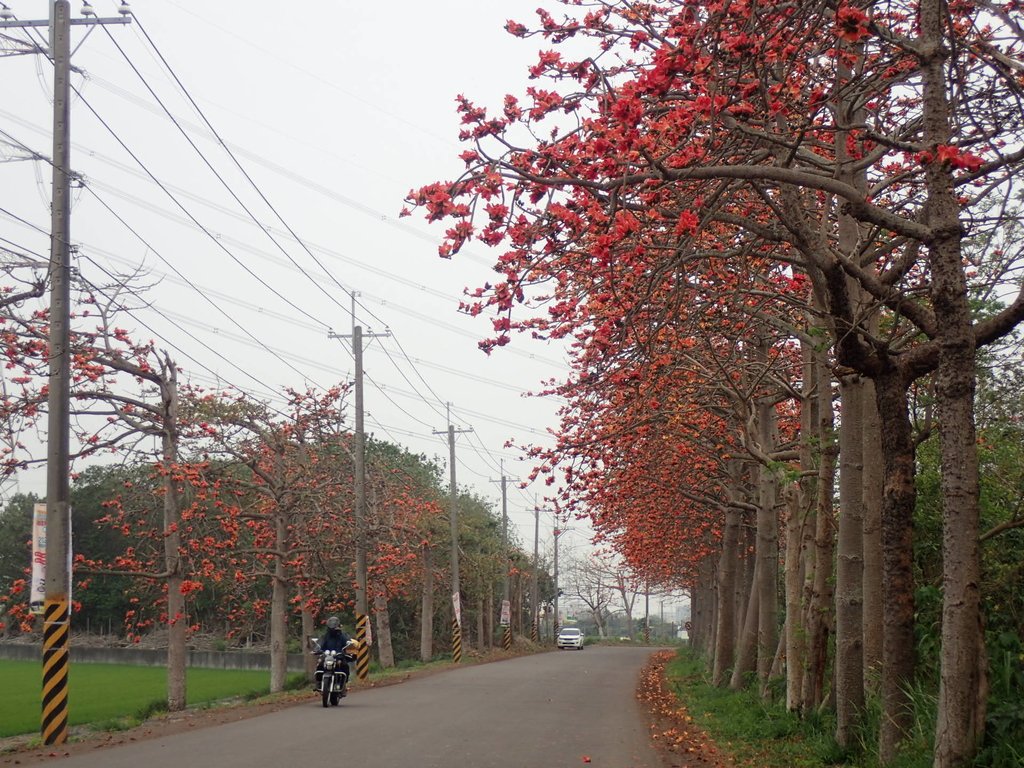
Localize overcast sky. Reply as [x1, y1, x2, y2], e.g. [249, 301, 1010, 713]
[0, 1, 598, 553]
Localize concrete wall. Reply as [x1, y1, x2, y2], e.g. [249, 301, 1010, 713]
[0, 643, 306, 672]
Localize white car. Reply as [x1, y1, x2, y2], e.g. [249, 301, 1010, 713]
[556, 626, 585, 650]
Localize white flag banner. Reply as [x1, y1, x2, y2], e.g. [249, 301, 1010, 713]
[29, 504, 46, 614]
[29, 504, 72, 615]
[452, 591, 462, 627]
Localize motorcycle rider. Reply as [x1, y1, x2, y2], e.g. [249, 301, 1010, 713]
[315, 616, 353, 695]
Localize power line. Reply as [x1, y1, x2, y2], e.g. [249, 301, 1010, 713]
[0, 122, 332, 386]
[86, 185, 331, 384]
[0, 116, 569, 371]
[101, 22, 354, 318]
[95, 20, 564, 450]
[3, 176, 552, 477]
[68, 83, 332, 332]
[1, 14, 562, 509]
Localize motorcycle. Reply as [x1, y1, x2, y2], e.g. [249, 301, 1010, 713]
[311, 637, 358, 708]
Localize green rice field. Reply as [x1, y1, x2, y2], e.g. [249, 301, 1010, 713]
[0, 660, 271, 738]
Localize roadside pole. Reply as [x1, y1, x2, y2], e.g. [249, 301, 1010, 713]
[0, 1, 130, 744]
[531, 502, 539, 642]
[330, 306, 388, 682]
[435, 408, 471, 661]
[491, 464, 516, 650]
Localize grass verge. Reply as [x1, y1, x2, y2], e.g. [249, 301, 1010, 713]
[664, 651, 933, 768]
[665, 652, 841, 767]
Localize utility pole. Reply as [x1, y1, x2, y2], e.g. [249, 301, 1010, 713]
[0, 1, 130, 746]
[553, 514, 563, 642]
[532, 497, 556, 644]
[329, 303, 389, 683]
[434, 406, 471, 661]
[531, 499, 540, 643]
[490, 461, 517, 650]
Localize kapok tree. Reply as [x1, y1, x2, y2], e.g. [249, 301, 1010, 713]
[0, 254, 46, 482]
[364, 444, 447, 667]
[186, 384, 352, 693]
[0, 268, 212, 712]
[408, 3, 1024, 763]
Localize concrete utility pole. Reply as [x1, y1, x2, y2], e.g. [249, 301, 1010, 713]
[434, 406, 471, 662]
[532, 498, 556, 643]
[329, 309, 389, 682]
[0, 1, 130, 746]
[553, 515, 564, 641]
[532, 500, 540, 642]
[491, 462, 517, 650]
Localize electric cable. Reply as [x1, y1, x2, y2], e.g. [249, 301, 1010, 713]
[67, 83, 331, 335]
[102, 20, 561, 444]
[101, 23, 354, 319]
[76, 253, 294, 410]
[3, 15, 562, 504]
[84, 184, 329, 385]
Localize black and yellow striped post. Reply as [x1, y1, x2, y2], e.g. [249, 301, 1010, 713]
[531, 618, 538, 643]
[643, 621, 651, 644]
[502, 625, 512, 651]
[355, 614, 370, 681]
[41, 599, 70, 745]
[451, 617, 462, 663]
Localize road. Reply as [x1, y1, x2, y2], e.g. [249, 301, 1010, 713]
[41, 646, 664, 767]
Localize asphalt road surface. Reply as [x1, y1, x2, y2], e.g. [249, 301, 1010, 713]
[46, 646, 664, 767]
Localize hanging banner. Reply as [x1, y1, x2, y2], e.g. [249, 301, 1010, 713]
[29, 504, 72, 615]
[452, 591, 462, 627]
[500, 599, 511, 627]
[30, 504, 46, 614]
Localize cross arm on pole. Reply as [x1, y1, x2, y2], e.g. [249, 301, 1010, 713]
[0, 17, 130, 28]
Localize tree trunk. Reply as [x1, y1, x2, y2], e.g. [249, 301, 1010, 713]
[161, 370, 186, 712]
[919, 1, 986, 763]
[476, 584, 486, 652]
[513, 574, 522, 636]
[713, 503, 741, 686]
[755, 405, 779, 696]
[875, 367, 917, 763]
[802, 340, 837, 711]
[862, 377, 884, 691]
[934, 375, 986, 766]
[420, 542, 433, 662]
[730, 552, 759, 690]
[268, 513, 289, 694]
[784, 486, 808, 711]
[301, 607, 315, 680]
[373, 593, 395, 668]
[791, 340, 818, 714]
[835, 374, 865, 747]
[487, 585, 495, 648]
[737, 513, 754, 650]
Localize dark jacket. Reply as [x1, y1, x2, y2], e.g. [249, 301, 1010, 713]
[319, 626, 351, 653]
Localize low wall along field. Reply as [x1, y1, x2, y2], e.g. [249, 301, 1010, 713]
[0, 643, 306, 671]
